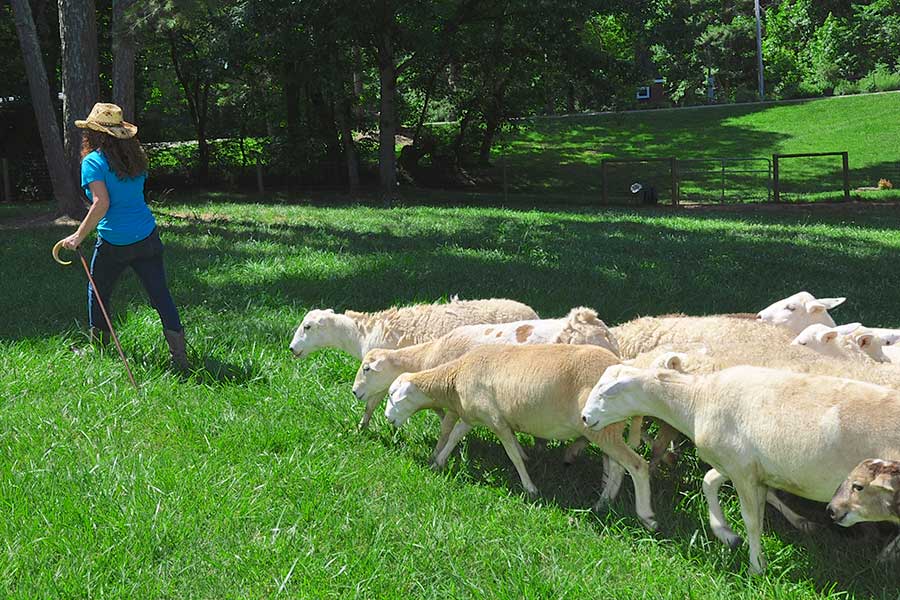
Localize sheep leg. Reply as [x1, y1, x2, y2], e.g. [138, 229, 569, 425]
[877, 532, 900, 563]
[733, 478, 769, 575]
[432, 411, 459, 459]
[563, 437, 589, 465]
[765, 490, 818, 533]
[702, 468, 743, 548]
[493, 425, 540, 498]
[649, 422, 682, 472]
[626, 416, 643, 449]
[431, 421, 472, 470]
[358, 394, 384, 430]
[586, 426, 657, 531]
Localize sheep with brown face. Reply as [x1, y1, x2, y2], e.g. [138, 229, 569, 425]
[829, 459, 900, 526]
[828, 459, 900, 562]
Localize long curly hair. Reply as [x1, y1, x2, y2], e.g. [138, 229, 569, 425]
[81, 130, 148, 179]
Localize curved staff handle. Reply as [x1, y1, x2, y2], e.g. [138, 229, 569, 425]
[52, 239, 73, 265]
[52, 238, 140, 390]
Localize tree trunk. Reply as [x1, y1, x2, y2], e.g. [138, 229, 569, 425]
[335, 95, 360, 191]
[377, 28, 398, 200]
[167, 32, 211, 184]
[58, 0, 99, 188]
[11, 0, 85, 218]
[112, 0, 137, 120]
[479, 114, 500, 166]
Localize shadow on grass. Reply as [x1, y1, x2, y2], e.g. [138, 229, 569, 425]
[415, 428, 900, 596]
[5, 204, 900, 343]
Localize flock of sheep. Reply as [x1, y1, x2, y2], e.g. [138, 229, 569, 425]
[289, 293, 900, 574]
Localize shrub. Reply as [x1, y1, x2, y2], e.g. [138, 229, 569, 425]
[859, 64, 900, 92]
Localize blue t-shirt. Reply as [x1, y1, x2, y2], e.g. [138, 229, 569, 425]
[81, 150, 156, 245]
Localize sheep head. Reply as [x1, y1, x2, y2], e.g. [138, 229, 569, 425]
[756, 291, 845, 334]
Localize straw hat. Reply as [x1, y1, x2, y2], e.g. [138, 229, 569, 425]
[75, 103, 137, 139]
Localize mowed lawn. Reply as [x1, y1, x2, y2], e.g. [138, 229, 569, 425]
[3, 197, 900, 598]
[489, 91, 900, 203]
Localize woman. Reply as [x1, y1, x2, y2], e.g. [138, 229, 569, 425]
[61, 102, 189, 371]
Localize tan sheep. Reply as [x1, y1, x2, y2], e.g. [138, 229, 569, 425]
[610, 315, 794, 360]
[384, 344, 657, 530]
[582, 364, 900, 573]
[351, 307, 617, 428]
[289, 298, 538, 360]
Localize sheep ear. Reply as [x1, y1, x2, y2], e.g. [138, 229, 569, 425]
[653, 351, 686, 371]
[871, 473, 898, 492]
[368, 358, 383, 371]
[834, 322, 861, 335]
[857, 333, 875, 349]
[819, 297, 847, 310]
[806, 301, 828, 314]
[598, 378, 633, 397]
[819, 330, 839, 344]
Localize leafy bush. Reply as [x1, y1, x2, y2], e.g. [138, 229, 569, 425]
[858, 64, 900, 92]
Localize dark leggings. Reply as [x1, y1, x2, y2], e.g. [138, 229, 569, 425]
[88, 228, 182, 332]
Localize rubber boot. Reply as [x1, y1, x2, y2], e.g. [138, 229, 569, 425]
[163, 329, 190, 373]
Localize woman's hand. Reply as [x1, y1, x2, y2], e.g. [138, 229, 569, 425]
[61, 232, 84, 250]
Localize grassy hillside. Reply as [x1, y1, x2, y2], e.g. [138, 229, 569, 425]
[3, 197, 900, 597]
[490, 92, 900, 203]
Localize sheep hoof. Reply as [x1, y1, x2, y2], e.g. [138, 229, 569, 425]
[726, 535, 743, 550]
[591, 498, 610, 512]
[642, 517, 659, 532]
[430, 460, 446, 472]
[525, 487, 540, 499]
[796, 520, 821, 534]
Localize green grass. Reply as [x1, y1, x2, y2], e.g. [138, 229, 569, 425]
[485, 91, 900, 203]
[3, 196, 900, 597]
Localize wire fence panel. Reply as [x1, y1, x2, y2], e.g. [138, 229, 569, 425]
[601, 158, 677, 205]
[773, 152, 850, 202]
[676, 157, 771, 203]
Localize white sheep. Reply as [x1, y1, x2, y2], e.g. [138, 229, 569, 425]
[755, 291, 846, 334]
[351, 307, 618, 428]
[581, 363, 900, 573]
[384, 344, 658, 530]
[629, 337, 900, 488]
[791, 323, 891, 363]
[289, 298, 539, 360]
[610, 315, 794, 360]
[867, 327, 900, 363]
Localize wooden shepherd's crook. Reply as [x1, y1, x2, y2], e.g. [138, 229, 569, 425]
[53, 239, 139, 390]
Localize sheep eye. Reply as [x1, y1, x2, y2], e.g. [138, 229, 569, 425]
[852, 483, 865, 492]
[798, 341, 807, 346]
[362, 365, 370, 372]
[786, 304, 797, 312]
[303, 324, 312, 330]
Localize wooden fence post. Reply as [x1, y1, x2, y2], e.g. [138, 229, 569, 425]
[670, 156, 679, 206]
[1, 159, 10, 202]
[601, 160, 608, 205]
[842, 151, 850, 202]
[772, 154, 780, 203]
